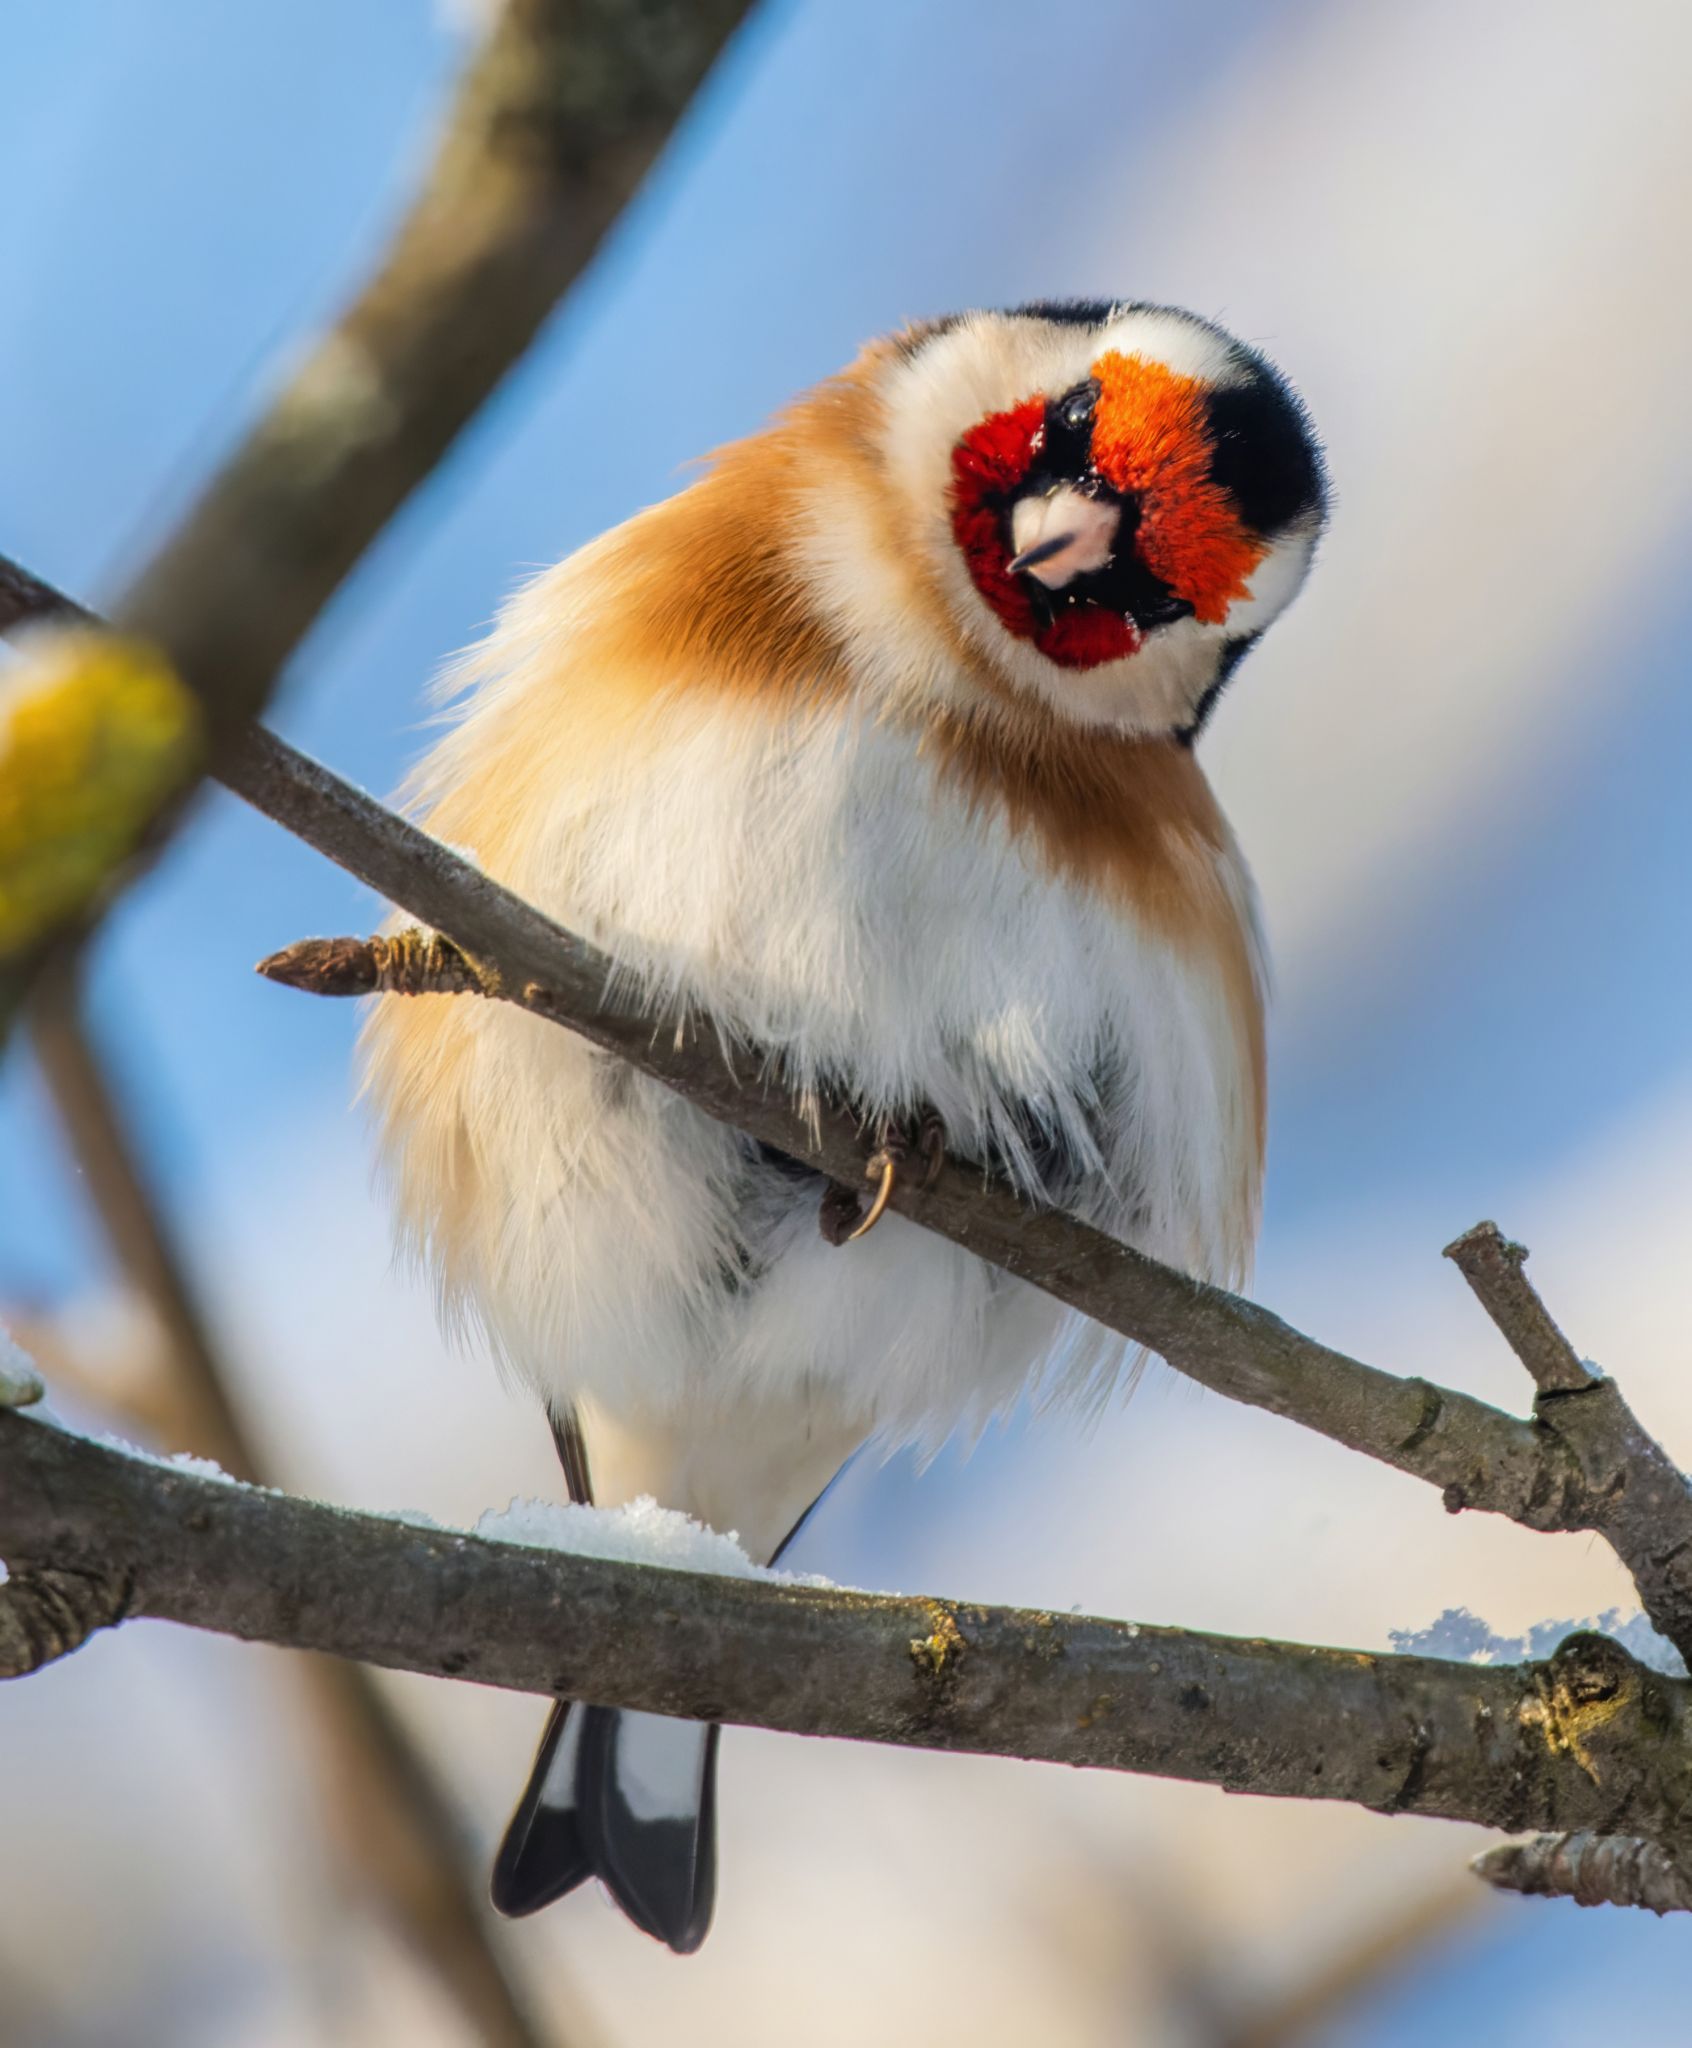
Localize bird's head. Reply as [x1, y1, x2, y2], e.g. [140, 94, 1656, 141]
[846, 301, 1326, 739]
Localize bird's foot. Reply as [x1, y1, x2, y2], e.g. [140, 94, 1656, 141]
[819, 1109, 947, 1246]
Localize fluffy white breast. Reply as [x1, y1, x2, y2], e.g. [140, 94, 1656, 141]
[366, 644, 1265, 1450]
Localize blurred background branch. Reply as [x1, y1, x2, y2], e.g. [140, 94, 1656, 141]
[5, 2, 760, 2039]
[115, 0, 758, 741]
[28, 954, 565, 2048]
[1, 0, 755, 1042]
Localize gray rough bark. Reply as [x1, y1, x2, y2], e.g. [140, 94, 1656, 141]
[3, 1407, 1691, 1855]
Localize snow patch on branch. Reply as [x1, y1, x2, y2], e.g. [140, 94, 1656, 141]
[0, 1322, 44, 1410]
[1392, 1605, 1687, 1678]
[475, 1495, 836, 1588]
[90, 1430, 256, 1489]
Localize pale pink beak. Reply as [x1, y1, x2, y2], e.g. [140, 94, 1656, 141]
[1007, 486, 1120, 587]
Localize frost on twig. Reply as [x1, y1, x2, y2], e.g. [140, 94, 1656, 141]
[475, 1493, 836, 1588]
[1474, 1832, 1692, 1915]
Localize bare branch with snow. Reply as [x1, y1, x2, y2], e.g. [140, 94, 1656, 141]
[7, 1404, 1692, 1867]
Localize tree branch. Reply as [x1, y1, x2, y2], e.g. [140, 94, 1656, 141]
[4, 1405, 1692, 1863]
[1444, 1222, 1595, 1396]
[218, 725, 1692, 1658]
[8, 549, 1692, 1669]
[12, 552, 1692, 1915]
[0, 557, 89, 635]
[5, 7, 751, 2004]
[261, 928, 497, 999]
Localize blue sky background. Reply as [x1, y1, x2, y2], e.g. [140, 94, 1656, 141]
[5, 3, 1692, 2043]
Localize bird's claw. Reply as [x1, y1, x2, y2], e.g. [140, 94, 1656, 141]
[820, 1110, 947, 1246]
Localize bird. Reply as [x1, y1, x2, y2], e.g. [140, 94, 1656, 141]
[360, 299, 1326, 1952]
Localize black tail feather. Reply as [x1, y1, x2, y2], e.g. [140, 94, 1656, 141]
[581, 1710, 719, 1954]
[490, 1700, 592, 1917]
[492, 1702, 719, 1953]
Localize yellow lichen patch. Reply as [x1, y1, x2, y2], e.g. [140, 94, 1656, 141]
[1519, 1636, 1637, 1784]
[909, 1605, 967, 1678]
[0, 629, 202, 958]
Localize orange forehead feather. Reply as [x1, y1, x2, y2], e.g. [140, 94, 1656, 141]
[1089, 351, 1265, 626]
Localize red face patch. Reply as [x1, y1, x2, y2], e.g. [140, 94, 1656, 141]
[949, 398, 1142, 670]
[947, 350, 1265, 670]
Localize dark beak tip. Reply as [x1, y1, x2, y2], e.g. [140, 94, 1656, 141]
[1007, 532, 1077, 577]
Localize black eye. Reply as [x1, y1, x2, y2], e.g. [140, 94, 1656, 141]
[1056, 378, 1100, 433]
[1134, 594, 1196, 629]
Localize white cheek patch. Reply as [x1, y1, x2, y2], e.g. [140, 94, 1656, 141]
[1226, 519, 1320, 639]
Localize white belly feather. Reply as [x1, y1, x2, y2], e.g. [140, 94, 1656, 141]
[368, 686, 1264, 1497]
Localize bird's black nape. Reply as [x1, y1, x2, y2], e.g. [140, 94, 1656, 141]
[1005, 296, 1123, 327]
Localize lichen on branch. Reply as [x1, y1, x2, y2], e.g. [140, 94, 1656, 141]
[0, 630, 202, 960]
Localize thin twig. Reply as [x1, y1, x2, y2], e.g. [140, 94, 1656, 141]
[1473, 1832, 1692, 1914]
[1444, 1222, 1595, 1395]
[0, 557, 90, 635]
[4, 1406, 1692, 1880]
[260, 930, 497, 999]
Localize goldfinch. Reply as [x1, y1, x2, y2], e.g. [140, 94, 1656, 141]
[362, 300, 1326, 1951]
